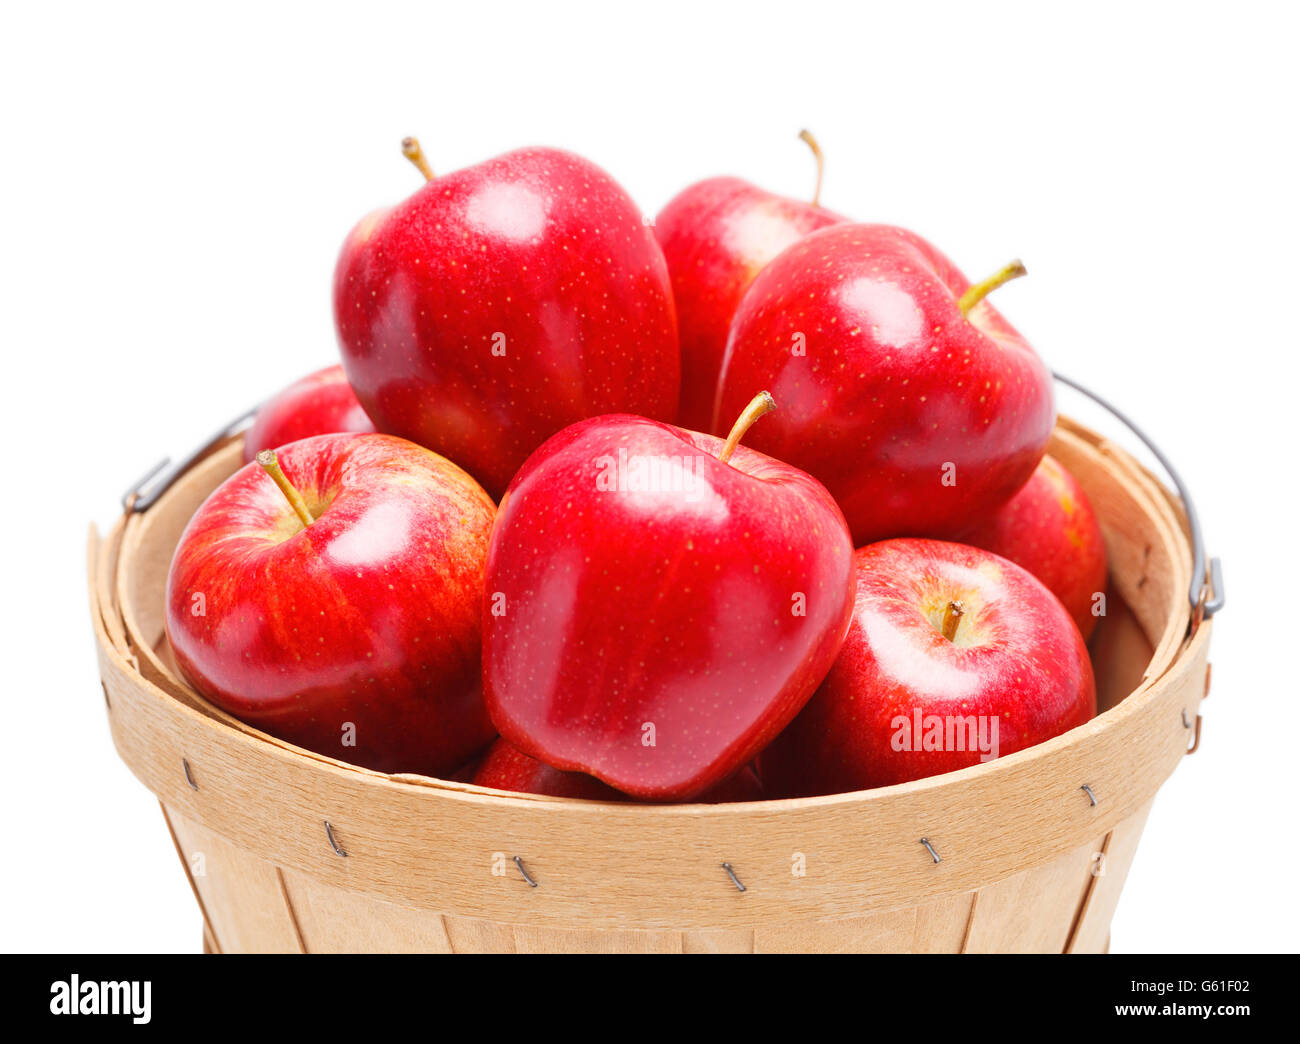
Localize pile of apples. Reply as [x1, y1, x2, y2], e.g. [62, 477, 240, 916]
[165, 135, 1106, 803]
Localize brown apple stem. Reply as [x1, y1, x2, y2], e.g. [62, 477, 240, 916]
[718, 391, 777, 465]
[957, 259, 1027, 316]
[401, 136, 435, 181]
[798, 129, 824, 207]
[941, 600, 965, 642]
[256, 450, 315, 529]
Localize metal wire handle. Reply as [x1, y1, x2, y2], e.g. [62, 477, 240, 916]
[122, 378, 1223, 624]
[1052, 372, 1223, 621]
[121, 405, 260, 513]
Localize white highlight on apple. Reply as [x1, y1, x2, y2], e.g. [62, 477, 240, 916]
[594, 449, 710, 501]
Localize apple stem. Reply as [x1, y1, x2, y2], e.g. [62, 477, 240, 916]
[798, 129, 824, 207]
[957, 259, 1027, 316]
[401, 136, 435, 181]
[718, 391, 777, 465]
[941, 600, 965, 642]
[256, 450, 315, 530]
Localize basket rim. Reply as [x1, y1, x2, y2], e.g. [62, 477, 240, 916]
[89, 413, 1212, 928]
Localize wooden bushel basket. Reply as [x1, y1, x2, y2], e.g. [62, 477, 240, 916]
[88, 398, 1219, 953]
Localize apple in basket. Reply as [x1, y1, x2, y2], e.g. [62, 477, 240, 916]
[714, 223, 1055, 545]
[165, 432, 498, 776]
[471, 739, 765, 803]
[958, 454, 1108, 640]
[654, 130, 845, 431]
[333, 136, 680, 499]
[759, 538, 1096, 796]
[482, 392, 855, 800]
[242, 364, 374, 463]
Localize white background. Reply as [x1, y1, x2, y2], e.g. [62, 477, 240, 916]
[2, 1, 1295, 953]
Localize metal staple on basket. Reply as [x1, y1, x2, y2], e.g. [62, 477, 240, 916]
[324, 821, 347, 858]
[513, 855, 538, 887]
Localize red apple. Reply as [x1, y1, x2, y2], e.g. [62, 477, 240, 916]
[165, 432, 498, 775]
[958, 454, 1108, 640]
[334, 137, 679, 498]
[655, 131, 845, 431]
[759, 539, 1096, 796]
[482, 393, 855, 800]
[698, 763, 765, 803]
[715, 224, 1055, 545]
[242, 364, 374, 463]
[472, 738, 625, 800]
[472, 739, 765, 803]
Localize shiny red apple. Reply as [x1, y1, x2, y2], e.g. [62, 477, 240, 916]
[760, 538, 1096, 796]
[334, 137, 679, 498]
[958, 454, 1108, 640]
[655, 131, 844, 431]
[482, 393, 855, 800]
[471, 739, 764, 802]
[472, 738, 624, 800]
[715, 224, 1055, 545]
[165, 432, 498, 775]
[242, 364, 374, 463]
